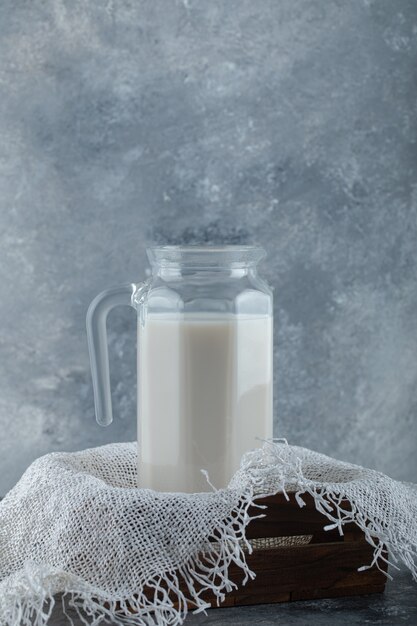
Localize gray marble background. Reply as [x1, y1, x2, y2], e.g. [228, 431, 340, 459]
[1, 0, 416, 496]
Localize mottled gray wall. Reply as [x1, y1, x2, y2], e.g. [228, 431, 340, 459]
[1, 0, 416, 495]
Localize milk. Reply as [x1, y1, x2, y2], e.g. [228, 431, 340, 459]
[138, 314, 273, 492]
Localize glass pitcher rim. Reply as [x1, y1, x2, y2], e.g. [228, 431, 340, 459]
[146, 244, 266, 268]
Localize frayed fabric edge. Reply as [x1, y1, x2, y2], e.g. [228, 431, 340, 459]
[260, 440, 417, 583]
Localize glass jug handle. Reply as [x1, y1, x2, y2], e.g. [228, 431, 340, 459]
[86, 282, 147, 426]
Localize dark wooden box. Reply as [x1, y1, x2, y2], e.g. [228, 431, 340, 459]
[195, 492, 387, 607]
[138, 492, 387, 613]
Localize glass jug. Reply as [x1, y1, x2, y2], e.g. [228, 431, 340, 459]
[86, 245, 273, 493]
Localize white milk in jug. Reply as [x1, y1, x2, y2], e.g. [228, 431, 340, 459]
[138, 313, 273, 492]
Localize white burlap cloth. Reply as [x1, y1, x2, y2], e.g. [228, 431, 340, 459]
[0, 440, 416, 626]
